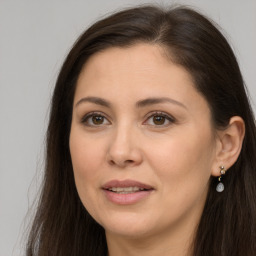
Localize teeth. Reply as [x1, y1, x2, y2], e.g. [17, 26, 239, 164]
[108, 186, 145, 193]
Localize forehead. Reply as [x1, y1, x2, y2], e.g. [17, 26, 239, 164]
[82, 43, 170, 71]
[76, 43, 195, 96]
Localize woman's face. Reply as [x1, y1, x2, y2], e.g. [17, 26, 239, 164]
[69, 44, 217, 240]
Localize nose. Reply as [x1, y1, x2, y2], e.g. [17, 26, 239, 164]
[106, 125, 143, 168]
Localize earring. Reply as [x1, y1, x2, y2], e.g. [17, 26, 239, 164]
[216, 166, 226, 192]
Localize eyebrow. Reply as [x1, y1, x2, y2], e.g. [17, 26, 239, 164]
[75, 96, 186, 109]
[75, 96, 111, 108]
[136, 97, 187, 109]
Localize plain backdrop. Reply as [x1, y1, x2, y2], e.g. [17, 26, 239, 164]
[0, 0, 255, 255]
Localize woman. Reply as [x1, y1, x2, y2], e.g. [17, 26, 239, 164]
[26, 5, 256, 256]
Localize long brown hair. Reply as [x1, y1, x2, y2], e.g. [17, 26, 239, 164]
[26, 5, 256, 256]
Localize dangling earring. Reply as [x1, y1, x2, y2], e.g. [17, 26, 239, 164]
[216, 166, 226, 192]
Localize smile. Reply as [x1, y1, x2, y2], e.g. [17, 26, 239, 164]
[102, 180, 154, 204]
[107, 186, 147, 194]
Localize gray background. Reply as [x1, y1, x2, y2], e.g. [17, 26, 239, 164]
[0, 0, 255, 255]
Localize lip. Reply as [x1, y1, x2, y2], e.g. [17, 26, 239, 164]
[102, 179, 154, 205]
[102, 179, 153, 190]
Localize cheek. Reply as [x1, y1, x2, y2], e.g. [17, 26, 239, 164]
[69, 131, 108, 223]
[69, 128, 105, 199]
[144, 128, 215, 224]
[70, 125, 106, 170]
[146, 126, 215, 188]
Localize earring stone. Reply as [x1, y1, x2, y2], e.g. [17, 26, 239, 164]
[216, 182, 224, 192]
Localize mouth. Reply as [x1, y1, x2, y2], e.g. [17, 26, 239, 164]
[106, 186, 151, 194]
[102, 179, 154, 205]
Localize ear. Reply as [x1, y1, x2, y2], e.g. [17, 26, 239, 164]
[211, 116, 245, 177]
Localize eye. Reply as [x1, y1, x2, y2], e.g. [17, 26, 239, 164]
[144, 112, 175, 127]
[81, 112, 110, 126]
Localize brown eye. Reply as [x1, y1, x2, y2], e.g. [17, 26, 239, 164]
[144, 112, 175, 127]
[82, 113, 110, 126]
[92, 116, 104, 125]
[153, 116, 166, 125]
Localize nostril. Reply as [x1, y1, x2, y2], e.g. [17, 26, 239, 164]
[108, 159, 134, 167]
[125, 160, 134, 164]
[109, 160, 115, 166]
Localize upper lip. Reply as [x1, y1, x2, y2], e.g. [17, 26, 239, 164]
[102, 179, 154, 190]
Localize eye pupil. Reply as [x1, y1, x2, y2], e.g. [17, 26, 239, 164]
[92, 116, 104, 124]
[153, 116, 165, 125]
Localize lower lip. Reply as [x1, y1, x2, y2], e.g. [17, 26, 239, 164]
[103, 189, 153, 205]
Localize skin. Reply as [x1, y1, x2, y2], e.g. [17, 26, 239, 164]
[69, 43, 245, 256]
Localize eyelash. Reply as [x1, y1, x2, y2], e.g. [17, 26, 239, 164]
[144, 111, 176, 127]
[81, 112, 110, 126]
[81, 111, 176, 127]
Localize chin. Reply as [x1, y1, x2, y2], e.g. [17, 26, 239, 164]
[105, 224, 154, 239]
[97, 211, 159, 238]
